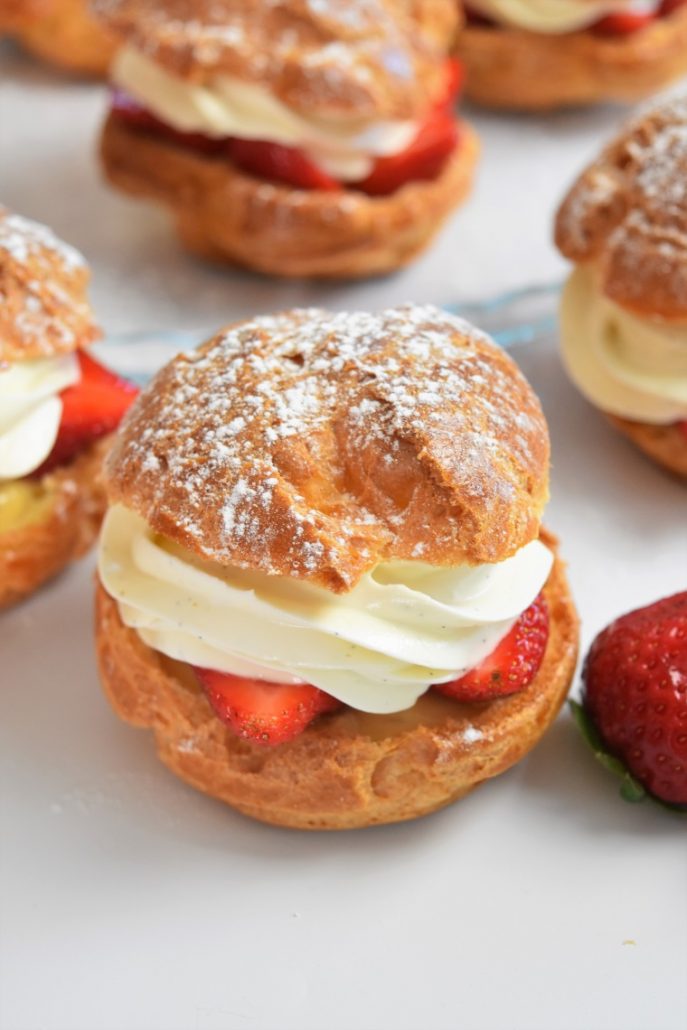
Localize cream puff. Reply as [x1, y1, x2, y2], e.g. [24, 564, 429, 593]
[555, 94, 687, 479]
[95, 304, 579, 830]
[457, 0, 687, 110]
[95, 0, 478, 279]
[0, 208, 138, 609]
[2, 0, 118, 76]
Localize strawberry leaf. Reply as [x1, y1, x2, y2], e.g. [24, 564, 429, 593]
[569, 700, 687, 814]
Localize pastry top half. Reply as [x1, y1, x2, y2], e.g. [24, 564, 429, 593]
[0, 207, 99, 363]
[94, 0, 454, 120]
[105, 304, 550, 592]
[555, 93, 687, 321]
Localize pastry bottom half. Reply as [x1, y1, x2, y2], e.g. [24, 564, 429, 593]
[95, 533, 579, 830]
[456, 10, 687, 110]
[100, 113, 479, 280]
[607, 414, 687, 480]
[0, 438, 108, 610]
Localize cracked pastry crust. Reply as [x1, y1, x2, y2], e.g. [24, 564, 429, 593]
[607, 416, 687, 479]
[94, 532, 578, 830]
[455, 7, 687, 110]
[0, 438, 109, 610]
[95, 0, 455, 121]
[555, 95, 687, 477]
[104, 305, 549, 592]
[0, 206, 100, 362]
[100, 112, 478, 279]
[555, 94, 687, 321]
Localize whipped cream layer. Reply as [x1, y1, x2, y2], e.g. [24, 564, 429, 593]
[0, 353, 79, 479]
[99, 505, 553, 715]
[561, 266, 687, 425]
[468, 0, 659, 33]
[112, 46, 419, 181]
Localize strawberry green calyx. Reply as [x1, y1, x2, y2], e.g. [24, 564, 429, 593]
[569, 700, 687, 815]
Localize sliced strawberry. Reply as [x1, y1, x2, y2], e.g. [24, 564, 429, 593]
[224, 138, 341, 191]
[435, 58, 465, 110]
[111, 88, 159, 129]
[110, 56, 463, 198]
[110, 89, 226, 156]
[194, 668, 342, 747]
[355, 108, 460, 197]
[659, 0, 687, 15]
[36, 351, 138, 475]
[593, 10, 654, 34]
[679, 420, 687, 440]
[434, 593, 549, 703]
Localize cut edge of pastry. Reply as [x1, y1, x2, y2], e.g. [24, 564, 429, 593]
[100, 112, 479, 279]
[606, 415, 687, 479]
[456, 8, 687, 110]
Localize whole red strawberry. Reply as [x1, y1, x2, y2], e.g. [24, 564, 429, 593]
[575, 592, 687, 808]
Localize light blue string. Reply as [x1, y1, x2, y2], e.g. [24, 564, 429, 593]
[97, 282, 562, 382]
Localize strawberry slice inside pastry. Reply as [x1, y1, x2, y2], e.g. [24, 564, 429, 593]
[33, 351, 138, 476]
[465, 0, 686, 34]
[191, 594, 551, 747]
[109, 58, 465, 197]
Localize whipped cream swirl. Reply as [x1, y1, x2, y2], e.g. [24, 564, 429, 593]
[468, 0, 660, 33]
[111, 46, 418, 181]
[99, 505, 554, 715]
[561, 266, 687, 425]
[0, 353, 79, 479]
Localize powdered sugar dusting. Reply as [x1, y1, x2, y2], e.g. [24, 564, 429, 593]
[557, 93, 687, 314]
[0, 212, 85, 273]
[95, 0, 439, 119]
[0, 208, 96, 360]
[109, 305, 548, 588]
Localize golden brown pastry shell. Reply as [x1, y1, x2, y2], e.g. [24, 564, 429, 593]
[100, 113, 478, 279]
[0, 206, 99, 362]
[606, 415, 687, 480]
[104, 304, 548, 590]
[16, 0, 118, 76]
[0, 437, 109, 611]
[96, 0, 453, 121]
[555, 95, 687, 321]
[0, 0, 48, 32]
[456, 9, 687, 110]
[94, 531, 578, 830]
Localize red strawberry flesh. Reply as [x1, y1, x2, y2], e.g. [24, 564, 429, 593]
[109, 57, 463, 197]
[434, 593, 549, 703]
[193, 668, 342, 747]
[33, 350, 138, 476]
[592, 10, 654, 34]
[583, 592, 687, 805]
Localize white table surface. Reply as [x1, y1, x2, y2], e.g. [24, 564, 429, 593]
[1, 41, 686, 1030]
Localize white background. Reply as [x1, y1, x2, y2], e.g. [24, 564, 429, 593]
[1, 42, 686, 1030]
